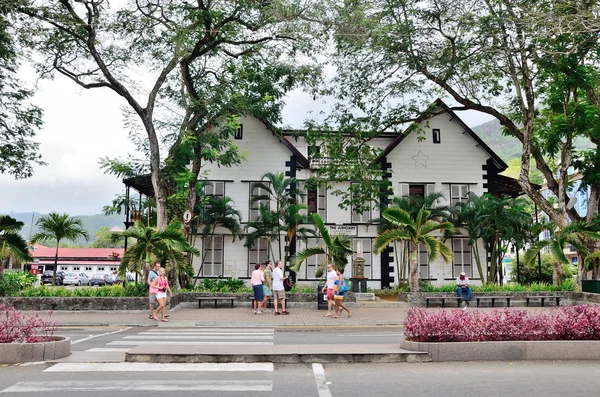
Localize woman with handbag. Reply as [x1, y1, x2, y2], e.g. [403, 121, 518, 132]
[333, 268, 352, 319]
[151, 267, 172, 322]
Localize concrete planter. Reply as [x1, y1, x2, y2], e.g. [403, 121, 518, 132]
[400, 337, 600, 362]
[0, 336, 71, 364]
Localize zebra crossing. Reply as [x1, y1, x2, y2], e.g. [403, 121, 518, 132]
[90, 326, 275, 352]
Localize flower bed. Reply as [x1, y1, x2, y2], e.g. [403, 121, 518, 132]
[0, 304, 70, 364]
[404, 305, 600, 342]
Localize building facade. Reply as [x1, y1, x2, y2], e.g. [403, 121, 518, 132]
[194, 99, 520, 288]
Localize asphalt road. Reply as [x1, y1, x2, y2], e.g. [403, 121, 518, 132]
[2, 361, 600, 396]
[57, 326, 406, 352]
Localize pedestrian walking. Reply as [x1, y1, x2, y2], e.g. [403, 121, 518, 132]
[321, 263, 337, 317]
[151, 267, 172, 322]
[333, 268, 352, 319]
[272, 260, 289, 315]
[147, 262, 160, 320]
[262, 260, 273, 312]
[251, 264, 265, 314]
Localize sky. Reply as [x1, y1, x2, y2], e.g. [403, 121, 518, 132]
[0, 69, 494, 217]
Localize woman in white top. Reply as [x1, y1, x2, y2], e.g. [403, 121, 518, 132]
[250, 264, 265, 314]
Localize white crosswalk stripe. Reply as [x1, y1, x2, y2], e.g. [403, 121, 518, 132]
[102, 326, 276, 347]
[1, 380, 273, 393]
[44, 362, 274, 372]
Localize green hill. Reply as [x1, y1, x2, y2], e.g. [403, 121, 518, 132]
[471, 119, 522, 161]
[5, 212, 124, 246]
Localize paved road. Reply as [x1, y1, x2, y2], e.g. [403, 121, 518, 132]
[57, 326, 404, 359]
[2, 360, 600, 396]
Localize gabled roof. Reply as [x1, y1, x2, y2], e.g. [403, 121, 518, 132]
[377, 99, 508, 172]
[261, 120, 309, 168]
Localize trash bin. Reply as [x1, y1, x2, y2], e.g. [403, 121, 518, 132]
[317, 285, 328, 310]
[582, 280, 600, 293]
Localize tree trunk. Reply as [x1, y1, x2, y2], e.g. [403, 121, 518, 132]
[52, 243, 59, 286]
[408, 248, 419, 293]
[553, 260, 564, 287]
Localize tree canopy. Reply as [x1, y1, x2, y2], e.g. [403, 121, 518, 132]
[0, 11, 43, 179]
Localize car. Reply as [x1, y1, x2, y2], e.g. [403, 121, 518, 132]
[113, 274, 136, 284]
[63, 272, 91, 286]
[40, 271, 66, 285]
[89, 273, 115, 286]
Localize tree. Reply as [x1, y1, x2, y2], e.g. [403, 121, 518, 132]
[0, 10, 43, 178]
[373, 207, 455, 292]
[250, 172, 302, 262]
[92, 226, 123, 249]
[31, 213, 89, 286]
[245, 206, 280, 262]
[111, 221, 200, 286]
[290, 213, 353, 273]
[14, 1, 322, 231]
[524, 222, 600, 286]
[0, 215, 33, 279]
[328, 0, 600, 232]
[192, 196, 243, 286]
[378, 192, 450, 285]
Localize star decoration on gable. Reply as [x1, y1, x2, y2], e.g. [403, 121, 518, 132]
[412, 151, 429, 167]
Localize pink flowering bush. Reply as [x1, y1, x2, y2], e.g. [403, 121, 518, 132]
[0, 305, 57, 343]
[404, 305, 600, 342]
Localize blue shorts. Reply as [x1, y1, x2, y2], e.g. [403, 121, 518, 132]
[253, 284, 264, 301]
[263, 285, 272, 297]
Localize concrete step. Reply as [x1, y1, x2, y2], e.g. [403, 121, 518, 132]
[125, 344, 431, 364]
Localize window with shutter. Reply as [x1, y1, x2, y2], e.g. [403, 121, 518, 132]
[203, 235, 224, 277]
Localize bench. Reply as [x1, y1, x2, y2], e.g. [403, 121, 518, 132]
[475, 296, 511, 307]
[197, 296, 235, 308]
[424, 296, 463, 308]
[525, 295, 561, 307]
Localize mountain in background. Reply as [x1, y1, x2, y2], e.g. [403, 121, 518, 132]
[6, 212, 124, 246]
[472, 118, 594, 162]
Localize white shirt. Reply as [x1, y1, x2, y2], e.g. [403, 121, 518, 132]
[456, 276, 470, 287]
[326, 270, 337, 289]
[272, 267, 284, 291]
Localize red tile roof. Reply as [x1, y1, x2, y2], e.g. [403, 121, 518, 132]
[31, 244, 124, 260]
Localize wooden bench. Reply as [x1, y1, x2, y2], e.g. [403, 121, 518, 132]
[197, 296, 235, 308]
[424, 296, 463, 308]
[525, 295, 561, 307]
[475, 296, 511, 307]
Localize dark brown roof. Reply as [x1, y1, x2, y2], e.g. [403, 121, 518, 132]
[488, 174, 542, 198]
[123, 174, 154, 197]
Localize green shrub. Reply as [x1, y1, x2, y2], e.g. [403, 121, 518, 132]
[510, 253, 573, 285]
[194, 278, 246, 292]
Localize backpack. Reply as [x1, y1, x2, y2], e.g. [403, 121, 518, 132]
[283, 277, 292, 292]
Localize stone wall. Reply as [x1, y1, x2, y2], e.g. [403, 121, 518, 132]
[0, 291, 340, 311]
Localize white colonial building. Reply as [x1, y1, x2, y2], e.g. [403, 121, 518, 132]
[178, 99, 525, 288]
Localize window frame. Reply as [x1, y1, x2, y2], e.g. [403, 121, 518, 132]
[452, 237, 472, 278]
[249, 183, 270, 222]
[234, 124, 243, 140]
[204, 181, 225, 198]
[203, 235, 224, 277]
[432, 128, 441, 144]
[248, 237, 270, 276]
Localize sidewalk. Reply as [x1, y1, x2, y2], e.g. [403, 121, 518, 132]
[39, 303, 559, 328]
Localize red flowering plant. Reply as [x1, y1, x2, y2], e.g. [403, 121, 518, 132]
[404, 305, 600, 342]
[0, 305, 57, 343]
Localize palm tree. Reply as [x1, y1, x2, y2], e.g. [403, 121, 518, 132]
[251, 172, 300, 260]
[192, 196, 243, 286]
[281, 203, 315, 273]
[524, 221, 600, 286]
[244, 206, 280, 261]
[0, 216, 33, 279]
[112, 221, 200, 285]
[31, 213, 89, 286]
[379, 192, 451, 285]
[290, 213, 353, 273]
[373, 207, 455, 292]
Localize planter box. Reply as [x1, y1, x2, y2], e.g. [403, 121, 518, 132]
[400, 337, 600, 362]
[0, 336, 71, 364]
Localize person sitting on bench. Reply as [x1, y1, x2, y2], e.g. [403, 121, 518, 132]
[456, 272, 471, 310]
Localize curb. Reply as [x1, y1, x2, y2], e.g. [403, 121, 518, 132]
[125, 344, 431, 364]
[400, 337, 600, 361]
